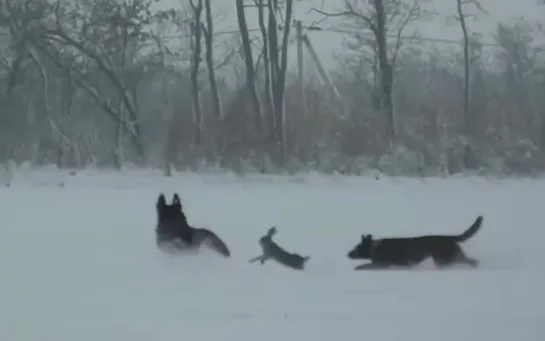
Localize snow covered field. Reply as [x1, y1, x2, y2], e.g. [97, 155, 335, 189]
[1, 168, 543, 341]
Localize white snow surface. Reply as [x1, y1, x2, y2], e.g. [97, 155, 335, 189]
[1, 168, 543, 341]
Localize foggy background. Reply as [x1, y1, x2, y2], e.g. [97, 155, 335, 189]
[1, 0, 544, 176]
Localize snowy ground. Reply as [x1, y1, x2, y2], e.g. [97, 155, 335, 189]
[1, 168, 543, 341]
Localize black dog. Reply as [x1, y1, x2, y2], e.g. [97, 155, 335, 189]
[155, 193, 231, 258]
[347, 216, 483, 270]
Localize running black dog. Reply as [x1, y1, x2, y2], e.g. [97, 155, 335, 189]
[347, 216, 483, 270]
[155, 193, 231, 258]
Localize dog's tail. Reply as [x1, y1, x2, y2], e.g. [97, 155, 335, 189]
[453, 216, 483, 242]
[195, 228, 231, 258]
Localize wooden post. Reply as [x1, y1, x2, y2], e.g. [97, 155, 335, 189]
[302, 35, 346, 117]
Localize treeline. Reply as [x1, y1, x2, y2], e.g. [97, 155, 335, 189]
[0, 0, 544, 176]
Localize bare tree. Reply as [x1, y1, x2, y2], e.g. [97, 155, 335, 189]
[496, 21, 544, 157]
[255, 0, 274, 140]
[0, 0, 29, 127]
[311, 0, 431, 147]
[26, 44, 81, 167]
[28, 0, 156, 165]
[235, 0, 263, 133]
[243, 0, 293, 163]
[267, 0, 293, 163]
[200, 0, 224, 159]
[2, 0, 545, 177]
[372, 0, 393, 144]
[188, 0, 204, 145]
[0, 0, 53, 163]
[202, 0, 222, 123]
[453, 0, 486, 169]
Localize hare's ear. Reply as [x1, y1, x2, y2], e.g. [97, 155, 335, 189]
[157, 193, 166, 209]
[172, 193, 181, 208]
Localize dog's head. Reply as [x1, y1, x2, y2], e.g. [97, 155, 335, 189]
[347, 234, 374, 259]
[156, 193, 187, 228]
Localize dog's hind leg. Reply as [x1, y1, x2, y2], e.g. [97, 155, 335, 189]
[457, 254, 478, 268]
[464, 257, 478, 268]
[434, 250, 479, 269]
[452, 247, 479, 268]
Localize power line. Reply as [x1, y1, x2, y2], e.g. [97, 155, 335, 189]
[157, 24, 499, 47]
[0, 22, 500, 48]
[305, 26, 499, 47]
[158, 28, 260, 40]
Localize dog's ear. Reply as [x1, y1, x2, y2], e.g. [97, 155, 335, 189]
[172, 193, 181, 208]
[361, 234, 372, 241]
[156, 194, 166, 209]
